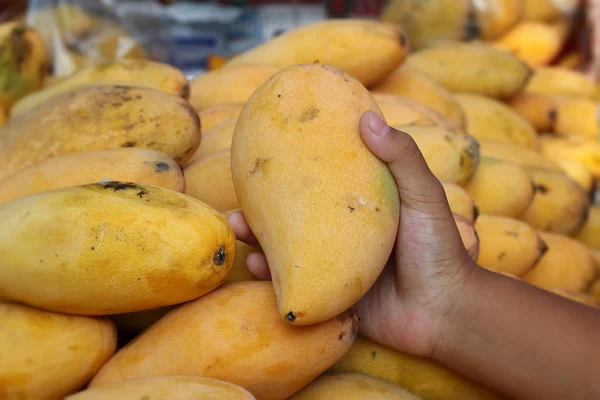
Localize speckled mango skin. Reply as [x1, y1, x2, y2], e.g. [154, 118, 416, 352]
[0, 181, 236, 315]
[0, 148, 184, 204]
[90, 282, 358, 400]
[0, 302, 117, 400]
[231, 64, 400, 325]
[0, 84, 200, 181]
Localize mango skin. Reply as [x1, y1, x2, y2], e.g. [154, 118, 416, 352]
[197, 103, 243, 129]
[0, 301, 117, 400]
[225, 19, 409, 87]
[66, 376, 256, 400]
[576, 206, 600, 250]
[289, 372, 422, 400]
[443, 182, 477, 222]
[187, 117, 237, 165]
[0, 148, 184, 204]
[330, 336, 501, 400]
[0, 182, 236, 315]
[0, 84, 200, 181]
[231, 64, 400, 325]
[90, 281, 358, 400]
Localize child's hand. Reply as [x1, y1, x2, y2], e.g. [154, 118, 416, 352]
[228, 111, 477, 358]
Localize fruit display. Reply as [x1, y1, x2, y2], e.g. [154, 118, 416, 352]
[1, 2, 599, 398]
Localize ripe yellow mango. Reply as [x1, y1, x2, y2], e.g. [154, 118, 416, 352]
[475, 215, 547, 276]
[475, 0, 523, 40]
[224, 241, 262, 284]
[507, 92, 559, 132]
[0, 148, 184, 204]
[289, 372, 422, 400]
[556, 159, 595, 192]
[478, 140, 561, 172]
[330, 336, 501, 400]
[493, 21, 565, 67]
[11, 59, 189, 116]
[520, 170, 590, 235]
[396, 125, 480, 186]
[185, 149, 239, 212]
[540, 135, 600, 178]
[67, 376, 256, 400]
[187, 117, 236, 164]
[198, 103, 243, 129]
[455, 93, 539, 149]
[526, 67, 598, 100]
[371, 64, 466, 128]
[231, 64, 400, 325]
[464, 157, 535, 218]
[0, 84, 200, 181]
[443, 182, 477, 222]
[372, 92, 459, 130]
[190, 65, 279, 109]
[0, 182, 236, 315]
[576, 206, 600, 250]
[554, 96, 599, 140]
[523, 232, 596, 291]
[225, 19, 408, 87]
[90, 282, 358, 399]
[0, 302, 117, 400]
[407, 42, 531, 98]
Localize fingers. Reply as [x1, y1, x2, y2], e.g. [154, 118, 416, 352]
[226, 211, 261, 248]
[247, 252, 272, 280]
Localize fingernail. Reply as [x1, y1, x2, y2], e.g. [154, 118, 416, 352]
[368, 112, 389, 136]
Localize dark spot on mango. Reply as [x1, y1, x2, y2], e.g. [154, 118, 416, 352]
[91, 247, 95, 250]
[213, 246, 227, 266]
[498, 252, 506, 260]
[473, 205, 480, 221]
[112, 102, 123, 107]
[121, 141, 136, 148]
[348, 206, 355, 213]
[548, 109, 558, 123]
[294, 265, 300, 268]
[180, 82, 190, 99]
[372, 351, 377, 360]
[314, 59, 320, 64]
[535, 184, 549, 194]
[536, 239, 549, 264]
[277, 94, 281, 98]
[248, 157, 270, 177]
[338, 331, 346, 340]
[136, 95, 142, 100]
[505, 231, 519, 237]
[375, 207, 380, 212]
[123, 123, 137, 130]
[298, 107, 320, 123]
[399, 32, 407, 47]
[286, 311, 296, 322]
[101, 181, 148, 197]
[153, 162, 170, 172]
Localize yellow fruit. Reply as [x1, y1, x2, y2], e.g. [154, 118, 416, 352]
[185, 149, 239, 212]
[67, 376, 256, 400]
[523, 0, 578, 22]
[225, 19, 408, 87]
[507, 92, 559, 132]
[478, 140, 561, 172]
[372, 93, 459, 130]
[231, 64, 400, 325]
[11, 60, 189, 116]
[545, 288, 600, 307]
[0, 84, 201, 181]
[553, 96, 599, 140]
[540, 135, 600, 178]
[0, 148, 185, 204]
[223, 241, 262, 284]
[523, 232, 596, 291]
[0, 24, 49, 112]
[187, 117, 236, 165]
[443, 182, 477, 222]
[465, 157, 535, 218]
[493, 21, 564, 67]
[475, 215, 547, 276]
[381, 0, 473, 50]
[90, 282, 358, 400]
[197, 103, 243, 129]
[526, 67, 598, 99]
[190, 65, 279, 109]
[111, 306, 176, 333]
[455, 213, 480, 261]
[557, 159, 595, 192]
[396, 125, 480, 186]
[521, 169, 590, 235]
[475, 0, 523, 40]
[289, 372, 422, 400]
[575, 206, 600, 250]
[455, 93, 538, 149]
[407, 42, 531, 98]
[0, 182, 236, 315]
[371, 63, 466, 128]
[330, 336, 501, 400]
[0, 302, 117, 400]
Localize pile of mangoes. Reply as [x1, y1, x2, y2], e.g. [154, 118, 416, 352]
[0, 2, 599, 399]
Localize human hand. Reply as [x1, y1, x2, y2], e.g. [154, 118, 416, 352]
[227, 111, 478, 358]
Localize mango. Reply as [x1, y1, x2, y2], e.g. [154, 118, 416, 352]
[455, 93, 538, 149]
[11, 60, 189, 116]
[0, 301, 117, 400]
[520, 170, 590, 235]
[396, 125, 480, 186]
[372, 92, 459, 130]
[190, 65, 279, 109]
[493, 21, 565, 67]
[0, 181, 236, 315]
[225, 19, 408, 87]
[231, 64, 400, 325]
[0, 84, 200, 181]
[478, 140, 561, 172]
[576, 206, 600, 250]
[526, 67, 598, 100]
[540, 135, 600, 178]
[330, 336, 501, 400]
[187, 117, 236, 165]
[185, 149, 239, 212]
[464, 157, 535, 218]
[289, 372, 422, 399]
[198, 103, 243, 129]
[557, 159, 595, 192]
[223, 241, 262, 284]
[443, 182, 477, 222]
[475, 215, 547, 276]
[407, 42, 531, 98]
[90, 281, 358, 400]
[554, 96, 599, 140]
[0, 148, 184, 204]
[507, 92, 559, 132]
[67, 376, 256, 400]
[523, 232, 596, 291]
[371, 64, 466, 128]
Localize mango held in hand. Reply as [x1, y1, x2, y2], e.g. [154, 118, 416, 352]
[232, 64, 400, 325]
[0, 182, 236, 315]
